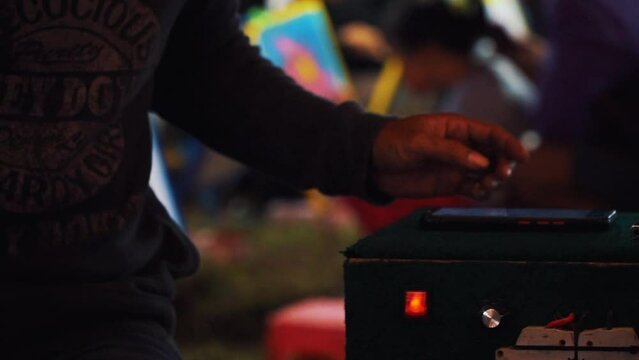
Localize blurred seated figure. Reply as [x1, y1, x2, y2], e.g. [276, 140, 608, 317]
[513, 0, 639, 210]
[385, 0, 536, 137]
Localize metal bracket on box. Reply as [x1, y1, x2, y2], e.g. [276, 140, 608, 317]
[496, 327, 639, 360]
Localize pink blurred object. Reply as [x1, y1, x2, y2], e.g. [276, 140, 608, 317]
[266, 298, 345, 360]
[276, 37, 343, 102]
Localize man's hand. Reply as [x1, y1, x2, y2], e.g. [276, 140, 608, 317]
[371, 114, 529, 200]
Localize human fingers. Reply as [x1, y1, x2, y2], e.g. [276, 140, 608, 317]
[469, 123, 528, 163]
[409, 137, 491, 171]
[443, 116, 529, 163]
[494, 157, 516, 180]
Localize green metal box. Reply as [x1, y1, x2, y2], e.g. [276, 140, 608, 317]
[344, 210, 639, 359]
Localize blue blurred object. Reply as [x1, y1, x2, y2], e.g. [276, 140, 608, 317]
[149, 113, 185, 229]
[244, 0, 355, 102]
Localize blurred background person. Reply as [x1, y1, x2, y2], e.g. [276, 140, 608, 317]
[384, 0, 537, 137]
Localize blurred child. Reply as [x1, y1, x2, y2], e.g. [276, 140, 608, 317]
[386, 0, 536, 136]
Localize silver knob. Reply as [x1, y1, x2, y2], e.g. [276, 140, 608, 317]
[482, 308, 502, 329]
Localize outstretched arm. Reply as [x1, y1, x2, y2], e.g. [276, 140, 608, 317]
[152, 0, 389, 200]
[152, 0, 528, 202]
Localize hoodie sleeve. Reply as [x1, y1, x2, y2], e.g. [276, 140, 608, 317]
[151, 0, 392, 200]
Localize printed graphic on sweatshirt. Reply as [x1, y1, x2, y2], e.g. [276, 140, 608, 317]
[0, 0, 159, 213]
[2, 192, 144, 256]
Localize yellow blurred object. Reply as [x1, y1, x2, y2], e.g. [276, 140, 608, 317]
[295, 56, 321, 82]
[367, 56, 404, 114]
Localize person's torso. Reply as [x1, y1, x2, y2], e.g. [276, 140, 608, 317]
[0, 0, 195, 281]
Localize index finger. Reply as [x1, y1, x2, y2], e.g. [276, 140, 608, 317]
[447, 116, 529, 163]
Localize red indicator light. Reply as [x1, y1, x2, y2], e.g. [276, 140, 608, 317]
[517, 220, 531, 225]
[405, 291, 428, 317]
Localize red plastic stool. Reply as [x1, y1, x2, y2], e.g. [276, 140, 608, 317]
[266, 298, 345, 360]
